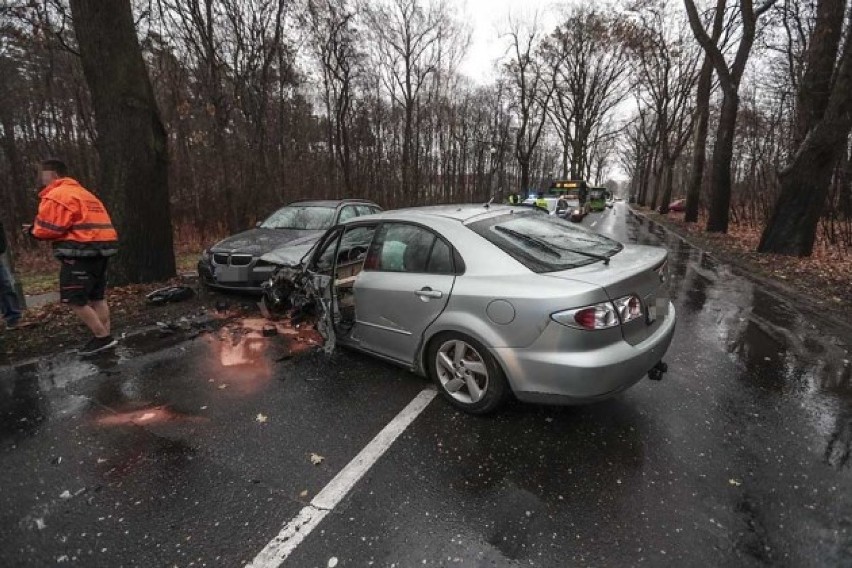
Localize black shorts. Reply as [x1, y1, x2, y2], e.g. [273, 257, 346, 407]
[59, 257, 110, 306]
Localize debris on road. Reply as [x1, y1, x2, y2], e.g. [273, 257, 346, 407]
[256, 413, 268, 424]
[310, 453, 325, 466]
[146, 285, 195, 305]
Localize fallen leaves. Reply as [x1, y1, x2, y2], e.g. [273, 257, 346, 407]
[310, 453, 325, 466]
[728, 478, 742, 487]
[642, 208, 852, 311]
[256, 413, 268, 424]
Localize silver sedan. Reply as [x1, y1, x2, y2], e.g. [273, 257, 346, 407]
[262, 204, 676, 414]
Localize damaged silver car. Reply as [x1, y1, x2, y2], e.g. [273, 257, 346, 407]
[260, 205, 676, 414]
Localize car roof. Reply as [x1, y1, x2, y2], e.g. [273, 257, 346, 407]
[362, 204, 534, 224]
[286, 199, 380, 208]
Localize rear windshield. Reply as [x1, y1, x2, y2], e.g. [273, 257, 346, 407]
[261, 206, 336, 230]
[468, 212, 622, 272]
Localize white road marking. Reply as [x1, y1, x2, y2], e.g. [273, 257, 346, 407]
[247, 388, 437, 568]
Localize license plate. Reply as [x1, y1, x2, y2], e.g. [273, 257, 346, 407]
[215, 266, 246, 283]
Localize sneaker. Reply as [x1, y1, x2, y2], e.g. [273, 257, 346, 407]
[78, 335, 118, 356]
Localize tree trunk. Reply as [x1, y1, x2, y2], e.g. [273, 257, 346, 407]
[70, 0, 175, 284]
[659, 160, 676, 214]
[757, 138, 838, 255]
[686, 0, 726, 223]
[759, 0, 852, 255]
[706, 89, 739, 232]
[686, 57, 713, 222]
[520, 158, 531, 197]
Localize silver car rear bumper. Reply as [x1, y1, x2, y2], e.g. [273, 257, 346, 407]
[494, 302, 676, 404]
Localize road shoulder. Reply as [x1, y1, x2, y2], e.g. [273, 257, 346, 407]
[628, 206, 852, 348]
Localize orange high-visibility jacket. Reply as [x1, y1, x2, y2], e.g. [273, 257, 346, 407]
[32, 178, 119, 259]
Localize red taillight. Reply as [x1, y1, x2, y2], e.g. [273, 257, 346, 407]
[614, 294, 643, 323]
[573, 308, 598, 329]
[553, 302, 619, 330]
[553, 294, 643, 330]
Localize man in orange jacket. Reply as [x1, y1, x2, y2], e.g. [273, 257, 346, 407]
[26, 159, 120, 355]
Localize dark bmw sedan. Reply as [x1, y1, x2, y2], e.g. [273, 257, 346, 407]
[199, 199, 381, 291]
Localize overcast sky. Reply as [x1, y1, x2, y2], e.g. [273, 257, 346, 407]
[457, 0, 570, 83]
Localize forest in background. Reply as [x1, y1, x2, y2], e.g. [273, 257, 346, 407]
[1, 0, 850, 284]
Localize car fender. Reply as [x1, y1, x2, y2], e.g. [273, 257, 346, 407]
[414, 303, 552, 393]
[415, 313, 511, 376]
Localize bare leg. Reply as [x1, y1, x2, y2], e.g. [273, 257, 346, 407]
[91, 300, 110, 335]
[70, 304, 109, 338]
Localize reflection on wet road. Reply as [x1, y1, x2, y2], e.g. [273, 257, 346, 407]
[1, 203, 850, 567]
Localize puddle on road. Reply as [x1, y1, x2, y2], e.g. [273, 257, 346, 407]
[201, 317, 325, 394]
[630, 215, 852, 471]
[0, 311, 327, 445]
[94, 405, 206, 427]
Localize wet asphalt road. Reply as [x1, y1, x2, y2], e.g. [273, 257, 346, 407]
[1, 203, 851, 567]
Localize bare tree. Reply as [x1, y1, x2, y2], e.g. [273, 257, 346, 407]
[544, 7, 629, 180]
[69, 0, 175, 284]
[628, 5, 700, 212]
[503, 14, 557, 194]
[683, 0, 778, 232]
[685, 0, 727, 222]
[364, 0, 449, 203]
[306, 0, 360, 197]
[759, 0, 852, 255]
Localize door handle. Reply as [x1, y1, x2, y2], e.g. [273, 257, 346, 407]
[415, 287, 443, 300]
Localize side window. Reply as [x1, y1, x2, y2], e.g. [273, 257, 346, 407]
[314, 228, 343, 273]
[338, 226, 376, 264]
[338, 206, 357, 223]
[365, 224, 454, 274]
[427, 238, 454, 274]
[355, 205, 376, 217]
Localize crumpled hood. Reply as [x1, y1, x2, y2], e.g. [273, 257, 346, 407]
[259, 234, 323, 267]
[210, 228, 321, 257]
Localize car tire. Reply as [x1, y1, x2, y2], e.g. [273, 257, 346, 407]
[426, 333, 510, 415]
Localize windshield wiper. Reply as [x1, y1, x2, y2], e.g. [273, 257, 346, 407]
[497, 226, 611, 265]
[495, 226, 560, 258]
[549, 242, 611, 265]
